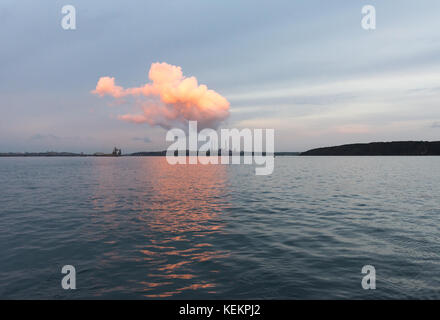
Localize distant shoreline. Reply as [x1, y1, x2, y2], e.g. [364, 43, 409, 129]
[2, 141, 440, 157]
[0, 151, 301, 157]
[301, 141, 440, 156]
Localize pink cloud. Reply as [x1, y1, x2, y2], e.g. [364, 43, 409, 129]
[92, 62, 230, 129]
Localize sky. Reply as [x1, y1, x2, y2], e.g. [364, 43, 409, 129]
[1, 0, 440, 153]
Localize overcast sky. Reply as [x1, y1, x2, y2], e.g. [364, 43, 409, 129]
[1, 0, 440, 152]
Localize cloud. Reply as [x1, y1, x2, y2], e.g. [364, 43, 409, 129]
[92, 62, 230, 130]
[132, 136, 152, 143]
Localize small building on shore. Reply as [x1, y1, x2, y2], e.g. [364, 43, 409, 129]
[112, 147, 122, 156]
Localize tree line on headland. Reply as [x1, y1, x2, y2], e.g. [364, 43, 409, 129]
[301, 141, 440, 156]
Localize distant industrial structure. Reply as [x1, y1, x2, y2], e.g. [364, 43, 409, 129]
[112, 147, 122, 156]
[92, 147, 122, 157]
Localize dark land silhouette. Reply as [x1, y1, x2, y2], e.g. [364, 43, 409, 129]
[129, 150, 299, 157]
[3, 141, 440, 157]
[0, 149, 299, 157]
[301, 141, 440, 156]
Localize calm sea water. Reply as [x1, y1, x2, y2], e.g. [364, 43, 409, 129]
[0, 157, 439, 299]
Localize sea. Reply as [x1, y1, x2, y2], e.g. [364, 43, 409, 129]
[0, 156, 439, 299]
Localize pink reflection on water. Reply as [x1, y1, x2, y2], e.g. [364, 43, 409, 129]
[90, 158, 230, 298]
[137, 159, 230, 297]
